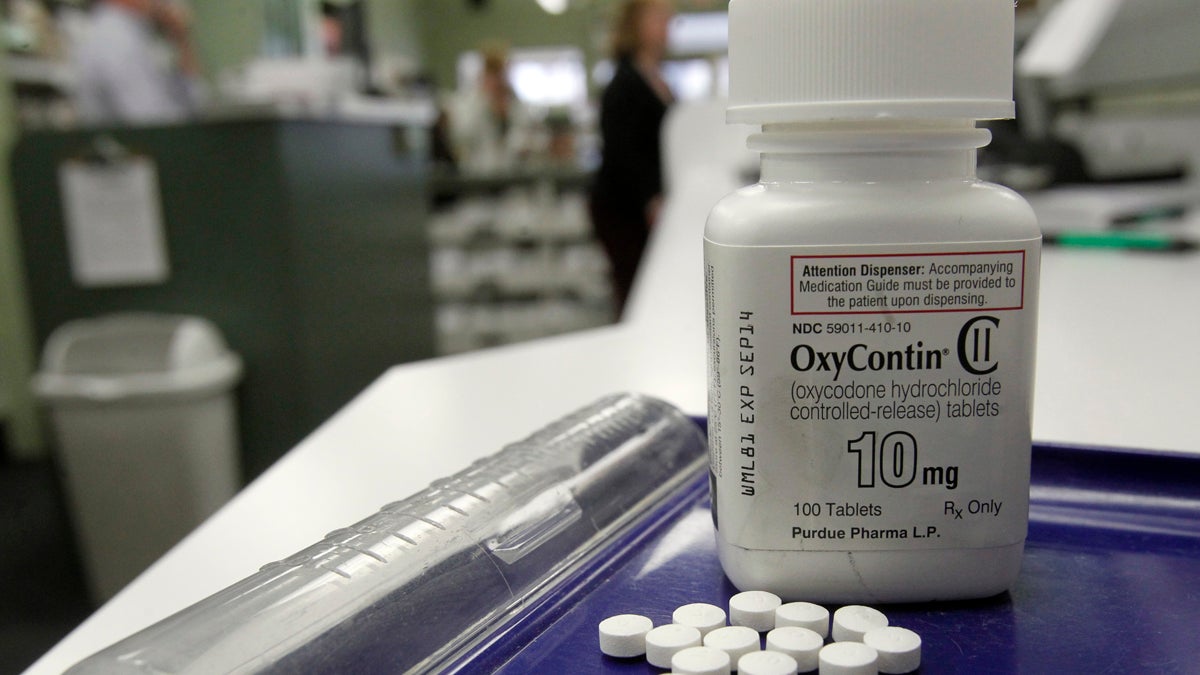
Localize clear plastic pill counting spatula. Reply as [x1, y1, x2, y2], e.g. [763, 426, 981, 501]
[67, 393, 707, 674]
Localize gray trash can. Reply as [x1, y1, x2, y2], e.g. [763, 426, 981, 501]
[33, 313, 242, 603]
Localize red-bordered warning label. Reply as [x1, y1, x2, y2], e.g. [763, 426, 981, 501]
[791, 250, 1026, 315]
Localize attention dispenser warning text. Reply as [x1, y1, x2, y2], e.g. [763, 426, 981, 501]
[791, 251, 1026, 315]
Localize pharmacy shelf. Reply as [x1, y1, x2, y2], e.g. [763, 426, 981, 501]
[7, 54, 76, 91]
[428, 166, 594, 197]
[426, 166, 613, 355]
[7, 54, 77, 129]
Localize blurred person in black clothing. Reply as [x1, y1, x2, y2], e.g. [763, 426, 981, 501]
[590, 0, 674, 318]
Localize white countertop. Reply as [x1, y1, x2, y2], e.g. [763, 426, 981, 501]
[26, 148, 1200, 674]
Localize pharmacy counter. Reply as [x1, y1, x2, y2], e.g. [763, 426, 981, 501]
[25, 168, 1200, 672]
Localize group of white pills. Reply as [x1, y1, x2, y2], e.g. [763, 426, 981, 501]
[597, 591, 921, 674]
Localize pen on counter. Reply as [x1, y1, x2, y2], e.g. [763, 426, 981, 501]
[1110, 204, 1189, 226]
[1044, 230, 1197, 252]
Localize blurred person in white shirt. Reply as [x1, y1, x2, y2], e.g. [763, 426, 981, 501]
[449, 43, 538, 174]
[74, 0, 202, 125]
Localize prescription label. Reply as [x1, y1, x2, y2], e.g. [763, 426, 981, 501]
[705, 241, 1039, 551]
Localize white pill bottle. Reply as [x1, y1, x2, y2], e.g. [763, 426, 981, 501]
[705, 0, 1040, 603]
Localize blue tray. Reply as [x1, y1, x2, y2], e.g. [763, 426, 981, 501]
[446, 443, 1200, 673]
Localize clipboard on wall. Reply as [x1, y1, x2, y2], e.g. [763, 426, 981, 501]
[58, 135, 171, 288]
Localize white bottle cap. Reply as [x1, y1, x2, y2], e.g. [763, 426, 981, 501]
[727, 0, 1016, 123]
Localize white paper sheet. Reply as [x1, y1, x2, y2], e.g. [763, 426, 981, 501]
[59, 156, 170, 287]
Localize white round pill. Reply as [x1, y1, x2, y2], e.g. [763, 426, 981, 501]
[831, 605, 888, 642]
[765, 626, 824, 672]
[673, 645, 733, 675]
[738, 650, 800, 675]
[775, 601, 830, 637]
[675, 602, 728, 636]
[863, 626, 921, 674]
[598, 613, 653, 658]
[704, 625, 761, 667]
[819, 642, 879, 675]
[647, 624, 704, 668]
[729, 591, 783, 632]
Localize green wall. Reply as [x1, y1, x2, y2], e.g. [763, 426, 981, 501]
[411, 0, 602, 91]
[185, 1, 726, 97]
[192, 1, 269, 83]
[386, 0, 725, 93]
[190, 1, 425, 89]
[365, 0, 424, 68]
[0, 51, 43, 458]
